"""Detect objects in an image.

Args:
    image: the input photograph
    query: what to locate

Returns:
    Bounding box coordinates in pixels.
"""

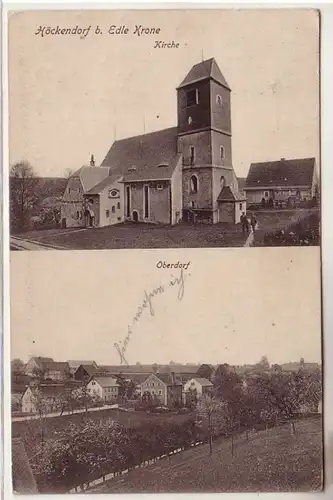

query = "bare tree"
[10,161,38,232]
[196,394,227,455]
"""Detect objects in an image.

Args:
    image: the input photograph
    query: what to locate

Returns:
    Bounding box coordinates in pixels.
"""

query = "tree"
[197,364,213,380]
[116,375,136,401]
[32,365,47,381]
[213,364,243,419]
[258,356,270,370]
[10,161,38,232]
[196,394,227,455]
[11,358,25,380]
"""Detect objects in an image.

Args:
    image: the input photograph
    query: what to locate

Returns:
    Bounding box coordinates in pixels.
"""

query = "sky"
[11,247,322,366]
[8,9,320,178]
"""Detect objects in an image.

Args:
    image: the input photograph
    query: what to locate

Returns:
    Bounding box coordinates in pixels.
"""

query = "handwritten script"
[114,268,189,365]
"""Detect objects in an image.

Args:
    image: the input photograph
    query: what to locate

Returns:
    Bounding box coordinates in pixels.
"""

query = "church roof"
[101,127,180,182]
[217,186,246,202]
[85,174,122,195]
[245,158,316,189]
[177,58,231,90]
[71,166,111,192]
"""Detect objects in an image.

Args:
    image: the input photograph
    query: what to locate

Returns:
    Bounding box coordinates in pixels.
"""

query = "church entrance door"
[132,210,139,222]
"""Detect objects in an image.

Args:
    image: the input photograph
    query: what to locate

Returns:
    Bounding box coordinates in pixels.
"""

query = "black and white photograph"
[7,8,323,496]
[9,9,320,250]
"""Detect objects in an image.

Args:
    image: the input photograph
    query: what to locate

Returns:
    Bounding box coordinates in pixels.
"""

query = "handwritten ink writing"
[169,267,187,301]
[114,269,190,364]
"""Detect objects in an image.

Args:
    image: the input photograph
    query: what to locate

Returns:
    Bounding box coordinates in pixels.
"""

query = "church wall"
[177,80,211,134]
[177,130,212,166]
[171,158,183,225]
[128,181,171,224]
[210,81,232,133]
[98,182,124,227]
[149,183,171,224]
[210,129,232,167]
[218,202,235,223]
[182,167,213,209]
[61,177,85,228]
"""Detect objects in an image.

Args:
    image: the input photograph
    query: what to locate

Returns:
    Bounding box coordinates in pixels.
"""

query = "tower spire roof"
[177,57,230,91]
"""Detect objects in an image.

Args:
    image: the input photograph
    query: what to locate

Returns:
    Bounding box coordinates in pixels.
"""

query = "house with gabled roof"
[183,377,213,405]
[60,155,112,228]
[86,376,120,403]
[67,360,97,375]
[141,373,183,407]
[244,157,318,207]
[25,357,69,381]
[61,57,245,227]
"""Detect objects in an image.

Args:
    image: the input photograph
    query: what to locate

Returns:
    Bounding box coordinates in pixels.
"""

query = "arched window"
[220,176,225,188]
[190,175,198,194]
[220,146,225,160]
[216,95,222,106]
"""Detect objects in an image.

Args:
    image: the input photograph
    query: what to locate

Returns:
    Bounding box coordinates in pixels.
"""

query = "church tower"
[177,58,243,223]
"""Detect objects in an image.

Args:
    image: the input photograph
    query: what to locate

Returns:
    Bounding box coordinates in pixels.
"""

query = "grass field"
[14,222,247,249]
[12,407,194,441]
[92,417,323,493]
[13,210,318,250]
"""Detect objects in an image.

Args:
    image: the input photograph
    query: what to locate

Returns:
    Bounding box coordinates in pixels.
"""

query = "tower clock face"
[188,116,192,125]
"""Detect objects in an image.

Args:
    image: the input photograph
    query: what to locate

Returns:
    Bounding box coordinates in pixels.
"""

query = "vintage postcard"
[8,8,322,495]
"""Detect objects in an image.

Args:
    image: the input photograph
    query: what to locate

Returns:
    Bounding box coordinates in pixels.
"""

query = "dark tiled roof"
[177,58,230,90]
[42,361,70,373]
[237,177,246,191]
[79,364,98,376]
[101,127,179,182]
[67,360,97,369]
[245,158,316,189]
[217,186,246,202]
[12,439,38,493]
[154,373,183,386]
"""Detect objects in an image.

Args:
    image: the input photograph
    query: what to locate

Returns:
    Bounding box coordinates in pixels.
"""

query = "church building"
[61,58,245,228]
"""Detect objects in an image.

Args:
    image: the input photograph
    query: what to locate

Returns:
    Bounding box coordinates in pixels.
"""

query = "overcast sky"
[11,248,322,366]
[9,9,320,178]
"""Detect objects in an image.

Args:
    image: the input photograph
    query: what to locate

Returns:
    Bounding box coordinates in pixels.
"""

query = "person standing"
[250,213,258,233]
[240,212,249,234]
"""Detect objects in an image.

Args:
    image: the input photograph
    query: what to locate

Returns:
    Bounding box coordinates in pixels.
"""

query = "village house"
[21,383,65,413]
[25,357,70,381]
[86,377,120,403]
[141,373,183,407]
[61,57,245,227]
[183,377,213,405]
[74,363,99,381]
[67,360,98,377]
[60,156,112,228]
[244,157,318,208]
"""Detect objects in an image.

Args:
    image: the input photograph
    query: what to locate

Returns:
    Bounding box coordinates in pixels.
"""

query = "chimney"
[170,371,176,385]
[90,154,95,167]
